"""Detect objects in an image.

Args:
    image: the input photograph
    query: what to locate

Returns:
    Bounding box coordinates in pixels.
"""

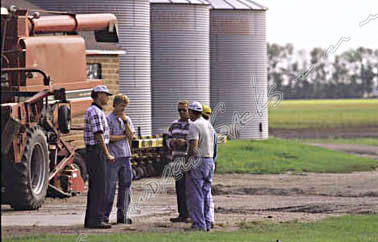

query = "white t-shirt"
[187,117,215,158]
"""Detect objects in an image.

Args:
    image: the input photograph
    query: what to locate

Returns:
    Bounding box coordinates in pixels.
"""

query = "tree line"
[267,43,378,99]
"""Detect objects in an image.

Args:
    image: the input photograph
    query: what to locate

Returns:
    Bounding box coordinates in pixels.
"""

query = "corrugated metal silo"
[29,0,152,136]
[207,0,269,139]
[150,0,210,134]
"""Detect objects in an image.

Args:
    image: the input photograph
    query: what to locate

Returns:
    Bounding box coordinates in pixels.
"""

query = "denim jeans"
[104,157,132,220]
[186,158,214,230]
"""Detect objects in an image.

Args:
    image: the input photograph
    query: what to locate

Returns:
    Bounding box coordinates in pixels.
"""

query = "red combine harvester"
[1,6,119,210]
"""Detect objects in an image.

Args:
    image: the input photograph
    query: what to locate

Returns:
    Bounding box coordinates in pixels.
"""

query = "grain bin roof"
[205,0,267,10]
[150,0,208,4]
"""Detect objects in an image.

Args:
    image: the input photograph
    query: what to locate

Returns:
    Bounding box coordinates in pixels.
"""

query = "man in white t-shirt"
[185,101,215,231]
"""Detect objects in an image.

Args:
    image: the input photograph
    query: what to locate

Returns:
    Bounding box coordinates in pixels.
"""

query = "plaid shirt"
[84,103,110,146]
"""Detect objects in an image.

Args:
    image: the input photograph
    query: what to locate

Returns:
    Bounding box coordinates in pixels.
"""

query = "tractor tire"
[132,168,137,181]
[58,105,71,134]
[73,152,88,183]
[8,126,49,210]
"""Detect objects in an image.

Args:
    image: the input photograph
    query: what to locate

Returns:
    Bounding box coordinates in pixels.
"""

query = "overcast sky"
[258,0,378,53]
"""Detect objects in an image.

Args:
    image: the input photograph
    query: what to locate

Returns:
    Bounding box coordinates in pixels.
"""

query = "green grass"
[216,138,377,174]
[269,99,378,129]
[302,138,378,146]
[5,215,378,242]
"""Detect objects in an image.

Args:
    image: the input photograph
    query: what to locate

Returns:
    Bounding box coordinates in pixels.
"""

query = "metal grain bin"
[207,0,268,139]
[29,0,152,136]
[150,0,210,134]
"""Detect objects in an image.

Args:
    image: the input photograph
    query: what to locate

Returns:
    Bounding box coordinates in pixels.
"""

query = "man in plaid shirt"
[84,85,115,229]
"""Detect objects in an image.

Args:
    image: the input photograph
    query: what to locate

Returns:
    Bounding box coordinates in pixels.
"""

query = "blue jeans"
[104,157,133,220]
[186,158,214,231]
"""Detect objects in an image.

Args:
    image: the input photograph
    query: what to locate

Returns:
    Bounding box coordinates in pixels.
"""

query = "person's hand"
[107,154,115,163]
[175,138,186,147]
[120,113,127,122]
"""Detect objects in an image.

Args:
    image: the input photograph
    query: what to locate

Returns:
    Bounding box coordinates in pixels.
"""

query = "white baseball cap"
[93,85,112,96]
[188,101,203,112]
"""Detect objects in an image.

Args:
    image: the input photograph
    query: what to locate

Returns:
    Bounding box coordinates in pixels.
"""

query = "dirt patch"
[2,139,378,238]
[2,169,378,238]
[308,143,378,157]
[212,184,378,197]
[264,203,377,215]
[212,184,307,196]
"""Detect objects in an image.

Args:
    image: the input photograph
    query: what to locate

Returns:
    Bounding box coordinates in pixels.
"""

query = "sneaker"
[170,216,191,223]
[117,218,132,224]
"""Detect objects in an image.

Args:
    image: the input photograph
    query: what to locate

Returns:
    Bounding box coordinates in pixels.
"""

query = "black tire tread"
[73,152,88,183]
[7,126,49,210]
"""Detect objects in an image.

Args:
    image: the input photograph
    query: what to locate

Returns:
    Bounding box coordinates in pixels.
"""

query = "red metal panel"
[31,14,117,33]
[21,36,87,87]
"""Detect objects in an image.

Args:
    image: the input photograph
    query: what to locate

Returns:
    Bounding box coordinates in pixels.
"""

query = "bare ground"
[2,128,378,238]
[2,168,378,238]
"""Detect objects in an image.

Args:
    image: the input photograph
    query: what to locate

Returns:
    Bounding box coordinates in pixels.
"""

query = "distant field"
[269,99,378,129]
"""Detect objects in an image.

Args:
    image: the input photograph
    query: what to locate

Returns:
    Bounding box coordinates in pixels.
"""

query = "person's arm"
[187,139,199,157]
[175,136,187,148]
[109,134,127,142]
[213,132,218,173]
[95,132,115,162]
[213,132,218,162]
[167,124,176,149]
[92,113,114,162]
[187,123,199,157]
[124,121,134,141]
[120,114,134,141]
[107,115,125,143]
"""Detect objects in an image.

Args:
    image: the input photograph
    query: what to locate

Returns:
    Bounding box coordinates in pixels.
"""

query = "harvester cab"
[1,6,119,210]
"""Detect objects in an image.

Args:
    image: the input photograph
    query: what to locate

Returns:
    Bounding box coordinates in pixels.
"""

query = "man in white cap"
[84,85,115,229]
[186,101,215,231]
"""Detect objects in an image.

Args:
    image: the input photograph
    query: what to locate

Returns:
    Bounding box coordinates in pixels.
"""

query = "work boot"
[170,216,191,223]
[85,221,112,229]
[117,217,132,224]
